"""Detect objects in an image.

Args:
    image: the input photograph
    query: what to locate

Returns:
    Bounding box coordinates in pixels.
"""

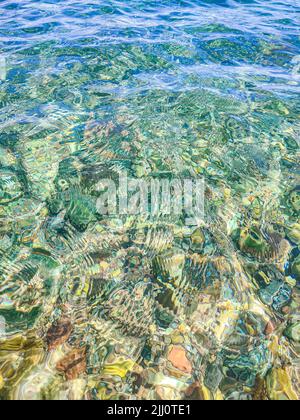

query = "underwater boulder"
[66,195,97,232]
[291,255,300,281]
[284,322,300,343]
[259,280,292,313]
[290,187,300,214]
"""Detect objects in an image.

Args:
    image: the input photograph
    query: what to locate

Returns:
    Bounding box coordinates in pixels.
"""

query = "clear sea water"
[0,0,299,400]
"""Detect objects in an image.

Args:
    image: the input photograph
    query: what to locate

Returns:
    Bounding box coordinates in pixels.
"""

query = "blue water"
[1,1,299,91]
[0,0,300,401]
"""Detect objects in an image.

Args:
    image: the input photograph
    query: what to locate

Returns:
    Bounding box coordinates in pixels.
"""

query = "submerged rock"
[204,363,223,393]
[259,281,292,313]
[284,322,300,343]
[46,318,73,351]
[167,346,192,374]
[56,347,87,381]
[287,223,300,245]
[291,255,300,280]
[66,195,97,232]
[239,227,268,256]
[290,187,300,213]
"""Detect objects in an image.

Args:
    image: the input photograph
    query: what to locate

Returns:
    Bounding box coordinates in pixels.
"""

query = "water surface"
[0,0,299,400]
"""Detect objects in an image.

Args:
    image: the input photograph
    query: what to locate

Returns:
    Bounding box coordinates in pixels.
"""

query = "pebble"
[167,346,192,374]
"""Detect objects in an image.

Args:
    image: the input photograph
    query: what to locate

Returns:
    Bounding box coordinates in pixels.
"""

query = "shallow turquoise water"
[0,0,299,400]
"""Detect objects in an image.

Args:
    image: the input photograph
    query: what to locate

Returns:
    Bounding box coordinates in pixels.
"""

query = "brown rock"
[56,347,87,381]
[282,306,291,315]
[185,381,205,400]
[46,318,72,350]
[168,345,192,374]
[264,320,275,336]
[253,376,268,401]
